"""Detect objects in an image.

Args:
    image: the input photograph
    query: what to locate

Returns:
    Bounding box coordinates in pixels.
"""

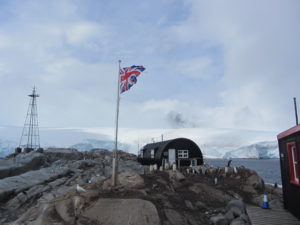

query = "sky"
[0,0,299,134]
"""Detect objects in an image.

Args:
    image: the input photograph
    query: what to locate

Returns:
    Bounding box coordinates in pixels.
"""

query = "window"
[178,150,189,159]
[151,149,155,158]
[139,150,143,158]
[287,142,300,186]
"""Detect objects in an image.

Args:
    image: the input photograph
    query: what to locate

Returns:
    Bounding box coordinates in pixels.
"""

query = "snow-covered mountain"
[0,126,280,158]
[223,141,279,159]
[70,139,129,152]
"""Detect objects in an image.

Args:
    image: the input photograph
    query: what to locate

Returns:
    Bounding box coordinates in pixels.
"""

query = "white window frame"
[178,150,189,159]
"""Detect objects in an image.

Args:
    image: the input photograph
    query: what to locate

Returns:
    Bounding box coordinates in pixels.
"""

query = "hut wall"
[138,138,203,167]
[278,132,300,219]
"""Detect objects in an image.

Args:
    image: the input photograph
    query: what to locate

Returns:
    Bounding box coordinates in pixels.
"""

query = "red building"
[277,125,300,219]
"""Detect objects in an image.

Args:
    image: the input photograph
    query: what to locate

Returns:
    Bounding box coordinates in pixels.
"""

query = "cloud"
[160,0,300,131]
[142,99,179,112]
[0,0,299,134]
[174,57,216,79]
[65,22,110,47]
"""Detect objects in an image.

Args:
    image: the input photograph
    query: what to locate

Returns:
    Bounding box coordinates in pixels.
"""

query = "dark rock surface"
[0,150,283,225]
[0,148,143,224]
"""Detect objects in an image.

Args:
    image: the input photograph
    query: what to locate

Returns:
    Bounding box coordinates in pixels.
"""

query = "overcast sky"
[0,0,299,133]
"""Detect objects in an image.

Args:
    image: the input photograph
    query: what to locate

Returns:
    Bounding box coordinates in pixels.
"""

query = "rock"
[14,202,63,225]
[252,194,264,206]
[81,198,160,225]
[184,212,199,225]
[230,217,246,225]
[243,174,264,194]
[227,190,242,200]
[164,209,188,225]
[226,200,246,216]
[239,213,250,223]
[15,198,160,225]
[6,192,28,209]
[210,213,229,225]
[224,209,235,221]
[269,199,283,209]
[118,171,144,189]
[0,148,145,224]
[229,207,243,218]
[54,198,75,224]
[184,200,194,210]
[168,170,185,182]
[0,153,45,179]
[0,166,71,202]
[189,183,231,204]
[195,201,207,209]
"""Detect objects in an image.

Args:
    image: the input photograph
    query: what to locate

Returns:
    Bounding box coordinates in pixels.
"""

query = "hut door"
[168,149,176,165]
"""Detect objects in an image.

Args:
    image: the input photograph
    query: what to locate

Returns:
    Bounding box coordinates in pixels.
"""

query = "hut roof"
[277,125,300,140]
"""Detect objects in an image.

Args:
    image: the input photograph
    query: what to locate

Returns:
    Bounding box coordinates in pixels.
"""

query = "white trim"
[178,150,189,159]
[291,146,299,182]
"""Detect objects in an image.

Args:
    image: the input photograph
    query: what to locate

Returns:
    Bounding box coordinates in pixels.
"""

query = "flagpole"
[112,59,121,186]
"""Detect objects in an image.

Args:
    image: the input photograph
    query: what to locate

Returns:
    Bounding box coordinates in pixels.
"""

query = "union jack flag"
[119,65,145,93]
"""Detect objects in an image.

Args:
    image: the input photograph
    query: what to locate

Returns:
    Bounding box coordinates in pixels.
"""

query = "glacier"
[0,126,279,159]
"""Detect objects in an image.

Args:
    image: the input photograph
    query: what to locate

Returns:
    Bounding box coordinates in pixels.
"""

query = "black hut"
[277,125,300,219]
[138,138,203,168]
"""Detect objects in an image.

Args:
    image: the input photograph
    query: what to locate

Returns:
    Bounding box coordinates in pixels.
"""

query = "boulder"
[184,200,194,210]
[239,213,250,223]
[224,209,235,221]
[189,183,231,204]
[13,202,63,225]
[210,213,229,225]
[0,166,70,202]
[243,173,264,194]
[54,198,75,224]
[226,200,246,216]
[168,170,185,182]
[195,201,207,209]
[118,171,144,189]
[164,209,188,225]
[230,218,247,225]
[80,198,160,225]
[269,199,283,209]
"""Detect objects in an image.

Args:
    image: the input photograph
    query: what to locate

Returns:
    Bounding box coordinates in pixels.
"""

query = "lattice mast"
[19,87,40,150]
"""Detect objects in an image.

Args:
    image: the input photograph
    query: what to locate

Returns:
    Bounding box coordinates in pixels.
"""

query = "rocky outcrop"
[1,150,283,225]
[14,197,160,225]
[10,167,271,225]
[0,149,83,179]
[0,166,71,202]
[0,149,143,224]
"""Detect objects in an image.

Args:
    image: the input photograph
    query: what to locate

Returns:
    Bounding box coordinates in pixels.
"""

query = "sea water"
[205,158,281,185]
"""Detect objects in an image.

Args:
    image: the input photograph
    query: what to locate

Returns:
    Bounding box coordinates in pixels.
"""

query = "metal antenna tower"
[19,87,40,150]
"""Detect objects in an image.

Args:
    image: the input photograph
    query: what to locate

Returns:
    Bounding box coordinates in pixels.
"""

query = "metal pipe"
[294,97,298,126]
